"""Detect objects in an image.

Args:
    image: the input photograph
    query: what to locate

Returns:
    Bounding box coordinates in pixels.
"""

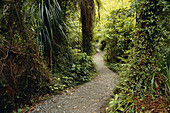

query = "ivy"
[105,0,170,112]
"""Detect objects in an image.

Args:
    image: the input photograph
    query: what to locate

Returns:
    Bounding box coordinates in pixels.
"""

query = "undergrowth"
[102,0,170,112]
[0,0,96,112]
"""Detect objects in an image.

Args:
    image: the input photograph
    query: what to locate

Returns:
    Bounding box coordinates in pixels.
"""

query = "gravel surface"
[28,51,118,113]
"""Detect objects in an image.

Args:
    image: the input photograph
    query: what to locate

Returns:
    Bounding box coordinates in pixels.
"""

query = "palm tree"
[35,0,73,70]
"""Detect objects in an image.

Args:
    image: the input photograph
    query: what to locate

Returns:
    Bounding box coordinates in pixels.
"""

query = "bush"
[107,0,170,112]
[62,53,95,86]
[0,40,51,112]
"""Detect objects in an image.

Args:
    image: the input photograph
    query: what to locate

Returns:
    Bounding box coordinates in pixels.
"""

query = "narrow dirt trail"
[29,51,118,113]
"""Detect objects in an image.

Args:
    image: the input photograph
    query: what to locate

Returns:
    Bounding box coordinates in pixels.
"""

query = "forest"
[0,0,169,112]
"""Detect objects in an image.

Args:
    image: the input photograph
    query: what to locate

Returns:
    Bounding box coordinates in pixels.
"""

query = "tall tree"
[79,0,95,55]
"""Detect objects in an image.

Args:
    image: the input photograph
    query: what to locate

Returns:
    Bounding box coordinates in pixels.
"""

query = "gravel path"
[29,51,118,113]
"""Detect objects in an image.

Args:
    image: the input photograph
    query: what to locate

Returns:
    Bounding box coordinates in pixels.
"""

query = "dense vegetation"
[0,0,97,112]
[99,0,170,112]
[0,0,169,112]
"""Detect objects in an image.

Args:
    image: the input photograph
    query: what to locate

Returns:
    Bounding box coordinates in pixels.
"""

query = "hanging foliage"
[106,0,170,112]
[35,0,73,71]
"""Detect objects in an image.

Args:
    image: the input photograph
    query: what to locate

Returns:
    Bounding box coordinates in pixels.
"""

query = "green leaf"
[115,94,119,101]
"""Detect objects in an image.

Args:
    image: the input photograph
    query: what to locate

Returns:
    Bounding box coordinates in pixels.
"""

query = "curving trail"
[29,51,118,113]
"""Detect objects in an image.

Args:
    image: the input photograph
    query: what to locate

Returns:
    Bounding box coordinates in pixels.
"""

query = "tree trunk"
[80,0,95,55]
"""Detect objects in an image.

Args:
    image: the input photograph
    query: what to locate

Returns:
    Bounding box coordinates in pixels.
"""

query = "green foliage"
[65,5,82,51]
[35,0,73,70]
[102,7,135,64]
[99,40,106,51]
[0,0,54,112]
[62,53,95,86]
[162,66,170,92]
[0,0,96,112]
[106,0,170,112]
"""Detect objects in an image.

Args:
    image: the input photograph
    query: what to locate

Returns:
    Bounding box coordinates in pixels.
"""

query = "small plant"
[62,53,95,86]
[161,66,170,92]
[166,66,170,91]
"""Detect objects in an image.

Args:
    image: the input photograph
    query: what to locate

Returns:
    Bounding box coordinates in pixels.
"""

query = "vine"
[106,0,170,112]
